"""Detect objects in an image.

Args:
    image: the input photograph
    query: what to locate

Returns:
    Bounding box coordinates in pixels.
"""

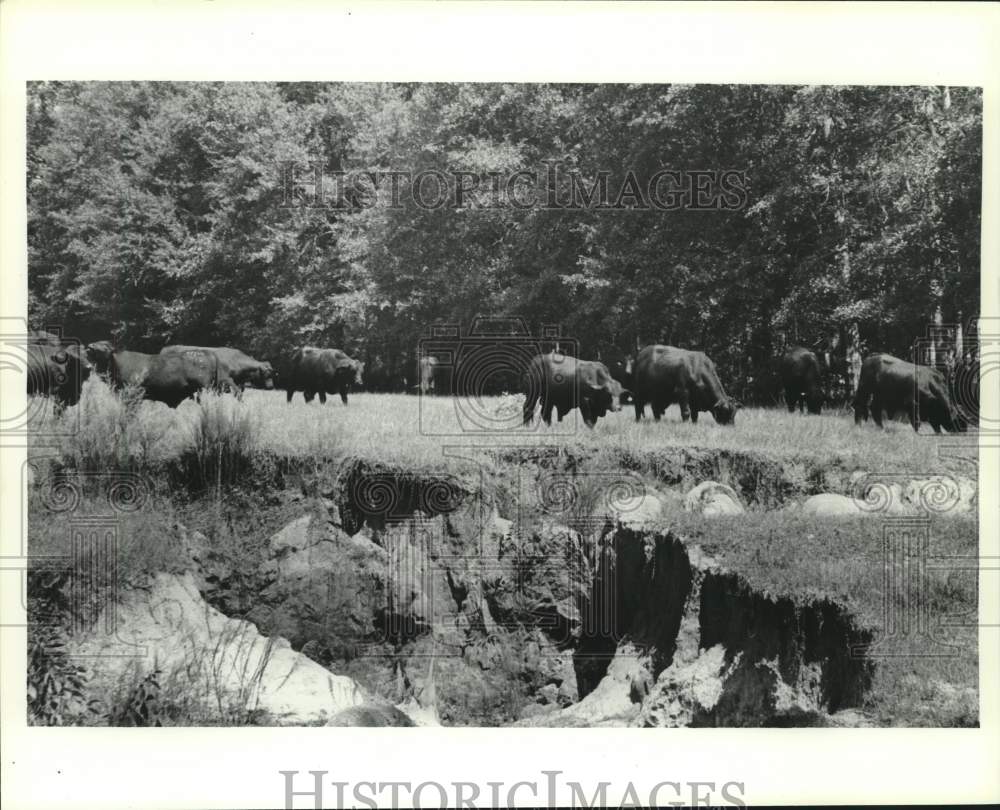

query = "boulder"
[612,485,676,528]
[73,572,366,724]
[801,493,866,518]
[904,476,977,517]
[684,481,744,517]
[851,481,913,515]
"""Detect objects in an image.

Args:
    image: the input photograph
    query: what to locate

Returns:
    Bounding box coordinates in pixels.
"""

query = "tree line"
[27,82,981,400]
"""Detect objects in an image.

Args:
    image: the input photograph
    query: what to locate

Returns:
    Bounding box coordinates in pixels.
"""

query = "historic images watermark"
[279,162,750,212]
[280,770,747,809]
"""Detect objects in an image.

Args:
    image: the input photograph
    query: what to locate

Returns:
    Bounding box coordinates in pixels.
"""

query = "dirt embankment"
[178,449,887,727]
[35,445,976,727]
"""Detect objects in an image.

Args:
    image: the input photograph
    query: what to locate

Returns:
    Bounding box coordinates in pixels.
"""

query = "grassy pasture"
[28,381,975,481]
[252,389,977,477]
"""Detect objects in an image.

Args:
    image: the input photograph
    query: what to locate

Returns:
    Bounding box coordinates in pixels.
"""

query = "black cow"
[779,346,824,415]
[596,346,634,405]
[284,346,364,405]
[853,353,963,433]
[86,341,231,408]
[633,345,740,425]
[521,352,624,428]
[26,342,91,406]
[161,345,274,391]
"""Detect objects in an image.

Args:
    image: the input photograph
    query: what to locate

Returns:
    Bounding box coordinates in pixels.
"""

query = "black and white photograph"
[2,2,998,809]
[18,77,983,727]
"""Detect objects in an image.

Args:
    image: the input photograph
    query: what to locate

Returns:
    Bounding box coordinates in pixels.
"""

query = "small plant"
[112,668,165,727]
[58,378,182,474]
[178,391,263,494]
[27,622,103,726]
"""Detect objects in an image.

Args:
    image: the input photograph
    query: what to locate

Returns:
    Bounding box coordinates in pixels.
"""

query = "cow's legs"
[870,395,884,428]
[318,391,327,404]
[304,389,315,403]
[579,402,595,428]
[340,390,348,405]
[634,399,645,422]
[690,409,699,424]
[541,399,554,426]
[853,391,869,425]
[678,392,691,422]
[785,388,798,413]
[523,391,538,425]
[286,389,295,404]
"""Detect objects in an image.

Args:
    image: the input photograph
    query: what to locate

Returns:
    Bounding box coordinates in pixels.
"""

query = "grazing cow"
[26,342,91,406]
[521,352,624,428]
[853,353,963,433]
[86,341,231,408]
[284,346,364,405]
[595,345,635,405]
[779,346,824,415]
[632,345,740,425]
[418,355,439,395]
[161,345,274,391]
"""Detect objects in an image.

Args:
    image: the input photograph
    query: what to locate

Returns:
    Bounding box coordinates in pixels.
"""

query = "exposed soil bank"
[29,443,976,727]
[186,453,882,726]
[570,526,874,726]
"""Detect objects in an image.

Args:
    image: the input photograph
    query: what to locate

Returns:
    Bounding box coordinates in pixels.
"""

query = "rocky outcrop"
[684,481,744,517]
[72,571,366,724]
[168,464,961,727]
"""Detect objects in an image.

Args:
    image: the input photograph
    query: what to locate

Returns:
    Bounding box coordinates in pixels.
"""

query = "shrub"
[176,391,267,495]
[56,378,191,474]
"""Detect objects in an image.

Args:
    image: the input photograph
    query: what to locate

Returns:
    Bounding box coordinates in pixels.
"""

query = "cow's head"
[712,397,741,426]
[607,379,627,413]
[85,341,115,374]
[261,361,276,389]
[248,360,275,390]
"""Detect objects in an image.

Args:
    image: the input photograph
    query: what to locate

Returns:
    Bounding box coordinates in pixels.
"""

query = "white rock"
[74,572,366,725]
[613,485,672,528]
[684,481,744,517]
[801,493,865,518]
[905,476,977,517]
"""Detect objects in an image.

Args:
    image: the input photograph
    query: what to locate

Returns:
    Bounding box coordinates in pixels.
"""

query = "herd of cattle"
[25,328,975,434]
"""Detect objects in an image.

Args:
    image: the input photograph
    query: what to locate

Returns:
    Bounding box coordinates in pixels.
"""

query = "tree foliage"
[27,82,981,391]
